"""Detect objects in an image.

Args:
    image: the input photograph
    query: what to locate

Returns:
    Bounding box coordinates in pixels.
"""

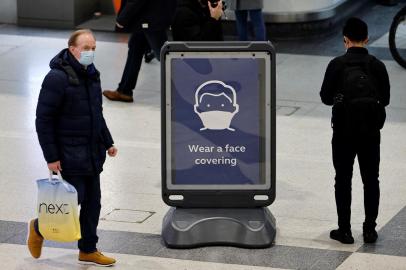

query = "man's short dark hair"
[342,17,368,42]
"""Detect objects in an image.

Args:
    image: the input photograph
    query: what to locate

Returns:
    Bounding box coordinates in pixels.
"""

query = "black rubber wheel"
[389,6,406,69]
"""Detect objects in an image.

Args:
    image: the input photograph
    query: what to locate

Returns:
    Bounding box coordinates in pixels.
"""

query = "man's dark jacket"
[36,49,114,175]
[116,0,177,32]
[172,0,223,41]
[320,47,390,130]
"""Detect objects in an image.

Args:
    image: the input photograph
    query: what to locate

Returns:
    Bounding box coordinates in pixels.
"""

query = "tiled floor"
[0,2,405,269]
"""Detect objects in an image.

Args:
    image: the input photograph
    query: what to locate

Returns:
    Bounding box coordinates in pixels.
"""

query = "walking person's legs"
[117,32,148,96]
[103,31,148,102]
[144,29,168,62]
[64,174,115,266]
[144,42,155,63]
[74,175,101,253]
[234,10,249,41]
[248,9,266,41]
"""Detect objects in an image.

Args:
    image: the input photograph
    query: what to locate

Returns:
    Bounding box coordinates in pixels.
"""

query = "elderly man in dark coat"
[28,29,117,267]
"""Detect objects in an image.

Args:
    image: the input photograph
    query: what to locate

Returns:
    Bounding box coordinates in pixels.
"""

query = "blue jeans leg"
[249,9,266,41]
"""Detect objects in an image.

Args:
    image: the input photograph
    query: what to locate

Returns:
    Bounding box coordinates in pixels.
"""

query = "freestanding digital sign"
[161,42,276,247]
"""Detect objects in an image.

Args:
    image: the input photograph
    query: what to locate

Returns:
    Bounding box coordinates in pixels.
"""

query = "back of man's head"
[342,17,368,42]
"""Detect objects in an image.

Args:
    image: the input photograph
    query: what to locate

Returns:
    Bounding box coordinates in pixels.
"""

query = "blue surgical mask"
[79,50,95,66]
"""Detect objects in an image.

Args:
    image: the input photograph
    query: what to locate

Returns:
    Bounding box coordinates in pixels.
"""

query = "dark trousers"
[332,131,381,232]
[234,9,266,41]
[117,29,168,96]
[35,174,101,253]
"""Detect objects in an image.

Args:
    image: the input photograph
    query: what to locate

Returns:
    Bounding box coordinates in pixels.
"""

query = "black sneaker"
[144,51,155,63]
[363,229,378,243]
[330,229,354,244]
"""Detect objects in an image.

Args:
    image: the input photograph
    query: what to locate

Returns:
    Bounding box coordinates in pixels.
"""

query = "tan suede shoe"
[79,250,116,267]
[27,219,44,259]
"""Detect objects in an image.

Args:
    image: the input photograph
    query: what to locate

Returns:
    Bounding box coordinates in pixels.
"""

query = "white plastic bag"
[37,171,81,242]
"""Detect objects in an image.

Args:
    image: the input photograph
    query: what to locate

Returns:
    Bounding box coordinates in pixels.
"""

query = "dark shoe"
[102,90,133,103]
[330,229,354,244]
[363,229,378,243]
[144,51,155,63]
[27,219,44,258]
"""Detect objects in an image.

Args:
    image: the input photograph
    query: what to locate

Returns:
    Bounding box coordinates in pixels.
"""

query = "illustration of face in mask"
[194,80,239,131]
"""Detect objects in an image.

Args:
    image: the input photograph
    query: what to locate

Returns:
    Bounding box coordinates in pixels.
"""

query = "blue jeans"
[117,29,167,96]
[234,9,266,41]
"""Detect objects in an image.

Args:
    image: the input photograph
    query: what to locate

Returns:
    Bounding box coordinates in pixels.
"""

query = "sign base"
[162,207,276,248]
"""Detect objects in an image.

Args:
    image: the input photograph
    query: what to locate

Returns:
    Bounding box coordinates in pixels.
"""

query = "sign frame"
[161,42,276,208]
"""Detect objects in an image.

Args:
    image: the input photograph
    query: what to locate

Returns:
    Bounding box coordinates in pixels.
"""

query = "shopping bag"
[37,171,81,242]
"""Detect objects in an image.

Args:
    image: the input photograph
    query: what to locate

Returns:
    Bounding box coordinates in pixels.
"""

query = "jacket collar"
[346,47,369,54]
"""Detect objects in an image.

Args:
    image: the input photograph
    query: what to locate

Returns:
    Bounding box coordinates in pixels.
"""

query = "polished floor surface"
[0,2,405,269]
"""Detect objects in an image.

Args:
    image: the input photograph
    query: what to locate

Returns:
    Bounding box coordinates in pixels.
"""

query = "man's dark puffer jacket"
[36,49,114,175]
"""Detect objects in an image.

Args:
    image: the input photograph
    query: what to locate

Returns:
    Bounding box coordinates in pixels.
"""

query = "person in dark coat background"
[28,29,118,266]
[103,0,177,102]
[320,18,390,245]
[113,0,155,63]
[172,0,224,41]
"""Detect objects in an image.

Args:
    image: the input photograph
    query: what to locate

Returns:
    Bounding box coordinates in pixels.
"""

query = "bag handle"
[47,170,76,193]
[48,170,62,182]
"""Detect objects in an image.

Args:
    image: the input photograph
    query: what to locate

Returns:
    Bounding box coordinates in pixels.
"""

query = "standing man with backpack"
[320,17,390,244]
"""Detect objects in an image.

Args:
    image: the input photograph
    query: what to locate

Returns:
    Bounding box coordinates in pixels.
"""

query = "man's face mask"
[79,50,95,66]
[194,82,239,131]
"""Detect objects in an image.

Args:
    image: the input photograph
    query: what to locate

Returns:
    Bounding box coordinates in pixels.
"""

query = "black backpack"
[332,55,386,133]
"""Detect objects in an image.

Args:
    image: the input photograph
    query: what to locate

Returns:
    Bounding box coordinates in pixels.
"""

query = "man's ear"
[364,38,369,45]
[68,46,75,55]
